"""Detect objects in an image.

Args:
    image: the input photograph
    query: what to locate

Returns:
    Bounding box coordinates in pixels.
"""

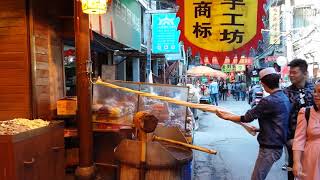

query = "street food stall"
[57,79,216,179]
[92,80,194,141]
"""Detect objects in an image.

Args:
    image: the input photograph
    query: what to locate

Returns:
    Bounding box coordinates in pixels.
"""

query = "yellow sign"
[184,0,257,51]
[177,0,266,65]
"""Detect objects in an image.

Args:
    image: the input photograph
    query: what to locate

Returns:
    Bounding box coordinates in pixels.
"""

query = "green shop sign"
[222,64,246,72]
[152,13,180,54]
[221,64,236,73]
[90,0,141,51]
[236,65,246,72]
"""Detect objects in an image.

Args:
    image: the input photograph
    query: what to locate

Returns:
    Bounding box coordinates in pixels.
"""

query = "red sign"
[265,56,278,62]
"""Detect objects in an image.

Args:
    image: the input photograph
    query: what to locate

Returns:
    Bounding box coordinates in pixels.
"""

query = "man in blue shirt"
[217,68,291,180]
[209,78,219,106]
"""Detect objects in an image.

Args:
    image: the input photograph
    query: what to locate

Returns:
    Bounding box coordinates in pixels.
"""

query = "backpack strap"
[305,107,311,125]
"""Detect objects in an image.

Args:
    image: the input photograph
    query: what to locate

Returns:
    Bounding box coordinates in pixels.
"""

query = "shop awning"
[63,31,129,53]
[92,31,128,52]
[113,50,165,59]
[64,31,165,59]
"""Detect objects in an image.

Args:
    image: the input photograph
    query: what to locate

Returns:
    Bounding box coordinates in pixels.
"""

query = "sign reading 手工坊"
[177,0,266,65]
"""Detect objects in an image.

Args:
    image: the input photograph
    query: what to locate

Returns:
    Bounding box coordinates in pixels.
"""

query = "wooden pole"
[153,135,217,155]
[140,131,147,180]
[74,0,94,179]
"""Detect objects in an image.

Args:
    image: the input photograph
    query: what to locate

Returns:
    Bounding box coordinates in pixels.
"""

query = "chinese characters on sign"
[222,64,236,73]
[113,0,141,32]
[177,0,265,64]
[221,0,245,10]
[191,0,247,43]
[269,6,280,44]
[221,64,245,73]
[192,1,213,38]
[194,1,212,18]
[220,29,244,43]
[193,22,212,38]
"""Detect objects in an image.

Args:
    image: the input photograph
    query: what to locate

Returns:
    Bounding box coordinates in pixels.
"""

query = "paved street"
[192,99,287,180]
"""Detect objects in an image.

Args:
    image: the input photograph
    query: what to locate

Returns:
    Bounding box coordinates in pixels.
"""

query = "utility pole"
[285,0,294,63]
[144,4,178,83]
[146,0,152,82]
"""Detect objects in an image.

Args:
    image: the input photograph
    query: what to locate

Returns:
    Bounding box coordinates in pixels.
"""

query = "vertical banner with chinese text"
[269,6,281,44]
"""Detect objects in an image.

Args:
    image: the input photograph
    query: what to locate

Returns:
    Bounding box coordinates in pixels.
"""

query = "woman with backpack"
[292,80,320,180]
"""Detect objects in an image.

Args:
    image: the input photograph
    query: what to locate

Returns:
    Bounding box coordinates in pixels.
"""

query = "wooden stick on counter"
[153,135,217,155]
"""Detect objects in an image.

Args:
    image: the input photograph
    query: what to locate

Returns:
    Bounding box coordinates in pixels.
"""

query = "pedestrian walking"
[217,68,291,180]
[227,82,232,97]
[200,84,206,96]
[292,80,320,180]
[231,82,236,99]
[224,81,228,100]
[209,79,219,106]
[220,81,228,101]
[219,81,224,100]
[235,81,241,101]
[240,81,247,101]
[283,59,314,180]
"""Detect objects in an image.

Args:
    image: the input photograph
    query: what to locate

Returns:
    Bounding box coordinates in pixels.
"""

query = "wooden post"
[74,0,94,179]
[139,131,147,180]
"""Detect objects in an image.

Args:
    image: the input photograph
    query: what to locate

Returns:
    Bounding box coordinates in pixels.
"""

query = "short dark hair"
[288,59,308,73]
[261,74,280,89]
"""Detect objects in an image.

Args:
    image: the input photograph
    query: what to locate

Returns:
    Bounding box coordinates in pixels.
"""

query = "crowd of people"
[198,79,249,105]
[216,59,319,180]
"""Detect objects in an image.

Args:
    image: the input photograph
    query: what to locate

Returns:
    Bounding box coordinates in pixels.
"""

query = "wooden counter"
[0,121,64,180]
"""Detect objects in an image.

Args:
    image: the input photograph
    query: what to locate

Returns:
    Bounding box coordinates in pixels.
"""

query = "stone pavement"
[192,99,287,180]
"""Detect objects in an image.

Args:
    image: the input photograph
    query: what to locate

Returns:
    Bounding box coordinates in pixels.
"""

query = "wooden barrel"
[119,164,181,180]
[115,126,193,180]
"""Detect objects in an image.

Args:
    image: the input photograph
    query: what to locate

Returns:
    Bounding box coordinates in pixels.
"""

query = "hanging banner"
[177,0,266,65]
[269,6,281,44]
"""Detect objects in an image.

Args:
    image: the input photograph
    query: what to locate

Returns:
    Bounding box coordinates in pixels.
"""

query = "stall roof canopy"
[92,31,128,51]
[64,31,165,59]
[114,50,165,59]
[63,31,129,53]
